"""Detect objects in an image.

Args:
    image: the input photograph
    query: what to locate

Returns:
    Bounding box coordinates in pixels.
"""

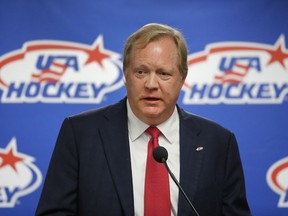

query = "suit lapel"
[178,107,204,215]
[98,99,134,216]
[97,101,205,215]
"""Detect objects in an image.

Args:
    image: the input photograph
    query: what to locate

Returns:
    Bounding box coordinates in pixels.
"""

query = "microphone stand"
[162,159,200,216]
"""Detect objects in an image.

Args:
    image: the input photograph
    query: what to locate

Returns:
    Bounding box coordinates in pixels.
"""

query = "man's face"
[124,37,186,125]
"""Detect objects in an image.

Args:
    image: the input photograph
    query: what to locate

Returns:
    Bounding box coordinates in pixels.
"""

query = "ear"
[181,72,187,83]
[122,69,128,86]
[123,69,128,79]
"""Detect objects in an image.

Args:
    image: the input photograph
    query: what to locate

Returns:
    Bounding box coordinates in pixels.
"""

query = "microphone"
[153,146,200,216]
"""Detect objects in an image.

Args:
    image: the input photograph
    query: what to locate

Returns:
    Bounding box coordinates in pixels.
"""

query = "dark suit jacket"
[36,98,251,216]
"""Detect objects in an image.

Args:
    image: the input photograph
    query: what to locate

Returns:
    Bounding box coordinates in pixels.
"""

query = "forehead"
[132,38,178,63]
[134,36,176,51]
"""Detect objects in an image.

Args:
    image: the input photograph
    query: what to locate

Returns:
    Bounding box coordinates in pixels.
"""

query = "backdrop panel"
[1,0,288,215]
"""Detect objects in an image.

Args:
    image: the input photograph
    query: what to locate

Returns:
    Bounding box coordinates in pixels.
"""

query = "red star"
[85,43,111,67]
[0,142,24,172]
[267,38,288,69]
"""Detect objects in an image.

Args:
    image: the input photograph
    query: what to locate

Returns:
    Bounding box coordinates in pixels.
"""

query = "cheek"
[126,77,141,94]
[162,82,183,100]
[163,80,182,92]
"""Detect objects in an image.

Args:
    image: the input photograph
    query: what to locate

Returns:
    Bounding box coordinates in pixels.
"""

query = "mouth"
[143,96,161,102]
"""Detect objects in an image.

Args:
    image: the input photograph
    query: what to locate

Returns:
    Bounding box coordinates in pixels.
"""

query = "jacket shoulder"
[178,106,231,135]
[69,99,126,122]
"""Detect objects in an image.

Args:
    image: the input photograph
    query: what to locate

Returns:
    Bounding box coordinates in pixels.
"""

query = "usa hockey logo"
[183,35,288,104]
[0,35,123,103]
[266,157,288,207]
[0,137,42,207]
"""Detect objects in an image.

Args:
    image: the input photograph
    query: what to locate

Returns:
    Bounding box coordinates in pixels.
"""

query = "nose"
[145,72,159,89]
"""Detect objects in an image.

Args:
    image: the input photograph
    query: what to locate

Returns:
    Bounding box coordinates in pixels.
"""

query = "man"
[36,23,251,215]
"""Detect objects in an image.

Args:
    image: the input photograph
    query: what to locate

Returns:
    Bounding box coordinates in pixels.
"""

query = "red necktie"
[144,127,171,216]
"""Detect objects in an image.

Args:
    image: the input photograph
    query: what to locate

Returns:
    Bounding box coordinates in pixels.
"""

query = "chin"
[141,108,162,117]
[144,112,165,124]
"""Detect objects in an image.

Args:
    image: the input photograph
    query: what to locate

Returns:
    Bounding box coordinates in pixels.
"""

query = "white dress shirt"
[127,101,180,216]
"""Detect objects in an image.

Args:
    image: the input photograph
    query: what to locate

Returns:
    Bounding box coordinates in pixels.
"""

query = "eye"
[158,71,171,80]
[134,69,147,78]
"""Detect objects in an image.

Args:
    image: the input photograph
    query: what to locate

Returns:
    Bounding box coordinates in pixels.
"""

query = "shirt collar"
[157,108,179,144]
[127,100,179,144]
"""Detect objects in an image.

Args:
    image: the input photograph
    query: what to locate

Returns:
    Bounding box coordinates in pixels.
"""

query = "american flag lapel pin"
[195,146,204,152]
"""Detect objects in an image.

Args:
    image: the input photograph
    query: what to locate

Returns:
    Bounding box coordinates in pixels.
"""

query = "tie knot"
[146,127,161,139]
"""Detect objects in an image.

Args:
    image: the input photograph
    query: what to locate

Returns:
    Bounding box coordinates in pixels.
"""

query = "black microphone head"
[153,146,168,163]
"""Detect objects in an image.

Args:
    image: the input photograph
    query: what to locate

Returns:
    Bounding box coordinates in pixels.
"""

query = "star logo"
[267,156,288,207]
[0,35,124,104]
[0,137,32,173]
[84,35,115,67]
[0,137,42,208]
[267,35,288,69]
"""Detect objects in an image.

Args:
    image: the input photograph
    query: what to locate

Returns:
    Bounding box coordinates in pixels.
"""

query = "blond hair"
[123,23,188,77]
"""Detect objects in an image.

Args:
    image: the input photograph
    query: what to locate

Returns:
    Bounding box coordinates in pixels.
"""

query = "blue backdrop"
[1,0,288,215]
